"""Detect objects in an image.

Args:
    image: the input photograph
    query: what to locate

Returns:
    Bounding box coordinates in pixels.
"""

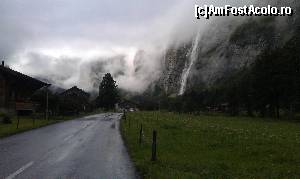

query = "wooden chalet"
[60,86,90,114]
[0,61,49,114]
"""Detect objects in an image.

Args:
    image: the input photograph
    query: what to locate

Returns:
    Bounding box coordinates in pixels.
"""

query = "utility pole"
[46,90,49,120]
[45,84,50,120]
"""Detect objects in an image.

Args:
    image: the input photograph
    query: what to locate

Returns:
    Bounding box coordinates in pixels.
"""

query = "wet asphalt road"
[0,113,137,179]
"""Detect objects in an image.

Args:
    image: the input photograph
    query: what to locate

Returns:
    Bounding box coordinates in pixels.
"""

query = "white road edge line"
[5,161,34,179]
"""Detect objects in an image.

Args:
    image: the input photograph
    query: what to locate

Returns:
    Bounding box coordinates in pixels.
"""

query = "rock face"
[155,0,300,96]
[160,43,192,95]
[190,17,289,86]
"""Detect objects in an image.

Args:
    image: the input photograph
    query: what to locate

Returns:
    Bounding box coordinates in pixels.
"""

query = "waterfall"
[178,32,201,95]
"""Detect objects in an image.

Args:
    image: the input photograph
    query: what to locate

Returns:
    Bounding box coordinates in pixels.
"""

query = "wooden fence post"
[123,110,126,121]
[151,130,157,161]
[128,115,131,128]
[32,114,36,126]
[16,113,20,129]
[139,124,143,146]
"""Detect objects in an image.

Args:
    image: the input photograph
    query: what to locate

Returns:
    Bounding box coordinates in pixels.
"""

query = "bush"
[1,113,12,124]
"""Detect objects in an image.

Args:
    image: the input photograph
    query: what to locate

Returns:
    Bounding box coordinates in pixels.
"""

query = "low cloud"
[1,0,266,92]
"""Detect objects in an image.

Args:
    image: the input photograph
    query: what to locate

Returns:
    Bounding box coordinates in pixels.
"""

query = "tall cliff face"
[155,0,300,96]
[160,43,192,94]
[189,17,290,86]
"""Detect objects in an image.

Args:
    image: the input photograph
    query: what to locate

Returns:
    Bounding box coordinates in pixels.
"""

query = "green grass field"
[121,111,300,178]
[0,115,75,138]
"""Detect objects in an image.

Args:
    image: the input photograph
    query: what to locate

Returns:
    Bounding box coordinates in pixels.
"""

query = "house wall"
[0,74,7,112]
[0,74,16,113]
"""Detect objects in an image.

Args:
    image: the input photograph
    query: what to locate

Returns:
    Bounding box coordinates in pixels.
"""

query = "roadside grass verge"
[0,115,83,138]
[121,111,300,178]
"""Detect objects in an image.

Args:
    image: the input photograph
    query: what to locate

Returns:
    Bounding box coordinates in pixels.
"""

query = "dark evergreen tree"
[97,73,119,109]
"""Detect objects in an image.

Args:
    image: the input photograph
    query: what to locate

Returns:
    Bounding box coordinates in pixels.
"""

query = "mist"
[0,0,283,93]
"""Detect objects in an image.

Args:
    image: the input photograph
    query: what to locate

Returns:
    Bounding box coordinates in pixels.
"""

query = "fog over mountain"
[0,0,298,93]
[158,0,299,95]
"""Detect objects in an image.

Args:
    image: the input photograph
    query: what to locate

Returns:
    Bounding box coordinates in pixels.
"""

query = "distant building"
[117,99,138,112]
[0,61,49,114]
[60,86,90,114]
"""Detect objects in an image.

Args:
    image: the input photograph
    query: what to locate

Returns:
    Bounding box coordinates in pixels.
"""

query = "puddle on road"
[80,113,119,121]
[101,117,114,122]
[82,117,100,121]
[111,122,116,129]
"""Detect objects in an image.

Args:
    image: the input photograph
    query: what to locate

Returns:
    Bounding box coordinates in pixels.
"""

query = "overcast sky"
[0,0,193,90]
[0,0,260,92]
[0,0,184,56]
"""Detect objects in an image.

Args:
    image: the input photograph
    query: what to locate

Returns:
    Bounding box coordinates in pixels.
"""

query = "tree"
[31,88,60,115]
[250,39,300,119]
[97,73,119,109]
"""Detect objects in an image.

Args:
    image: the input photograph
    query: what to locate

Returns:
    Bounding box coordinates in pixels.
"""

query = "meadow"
[121,111,300,178]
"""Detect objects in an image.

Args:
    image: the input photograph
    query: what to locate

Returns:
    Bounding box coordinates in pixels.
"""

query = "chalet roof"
[60,86,89,97]
[0,65,49,90]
